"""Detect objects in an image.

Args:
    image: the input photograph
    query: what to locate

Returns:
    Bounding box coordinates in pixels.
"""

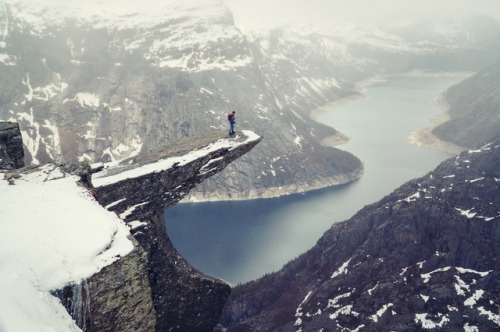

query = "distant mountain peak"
[7,0,231,30]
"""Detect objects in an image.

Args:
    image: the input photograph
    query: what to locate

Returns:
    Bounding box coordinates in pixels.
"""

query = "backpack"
[227,114,232,121]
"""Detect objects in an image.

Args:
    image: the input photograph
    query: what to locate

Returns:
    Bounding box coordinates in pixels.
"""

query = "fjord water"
[164,75,465,285]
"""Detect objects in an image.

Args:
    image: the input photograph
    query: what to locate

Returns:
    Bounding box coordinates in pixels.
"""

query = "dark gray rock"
[54,241,156,332]
[0,122,24,169]
[220,137,500,331]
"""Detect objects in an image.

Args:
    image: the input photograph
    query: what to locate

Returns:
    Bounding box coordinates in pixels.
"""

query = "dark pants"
[229,122,235,134]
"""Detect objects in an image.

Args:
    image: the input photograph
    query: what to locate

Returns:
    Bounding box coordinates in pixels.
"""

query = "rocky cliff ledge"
[55,130,261,331]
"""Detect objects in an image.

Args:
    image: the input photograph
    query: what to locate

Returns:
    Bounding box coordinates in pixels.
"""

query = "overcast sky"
[224,0,500,29]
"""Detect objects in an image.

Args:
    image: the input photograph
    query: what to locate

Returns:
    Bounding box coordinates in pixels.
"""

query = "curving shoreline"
[182,167,364,202]
[184,72,470,203]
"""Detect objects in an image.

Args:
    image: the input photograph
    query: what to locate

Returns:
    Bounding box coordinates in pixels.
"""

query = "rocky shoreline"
[182,166,364,202]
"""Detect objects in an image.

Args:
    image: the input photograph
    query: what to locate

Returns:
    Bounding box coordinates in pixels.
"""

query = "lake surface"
[164,75,465,285]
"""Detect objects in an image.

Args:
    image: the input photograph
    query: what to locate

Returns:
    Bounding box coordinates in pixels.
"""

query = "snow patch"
[199,157,223,175]
[128,220,148,230]
[414,313,450,329]
[477,306,500,325]
[398,191,420,203]
[421,266,451,283]
[454,275,470,296]
[367,282,379,295]
[331,258,352,278]
[329,305,356,320]
[64,92,100,108]
[455,267,492,277]
[119,201,149,219]
[464,290,484,307]
[455,207,476,219]
[105,198,127,209]
[326,291,353,309]
[464,323,479,332]
[370,303,393,323]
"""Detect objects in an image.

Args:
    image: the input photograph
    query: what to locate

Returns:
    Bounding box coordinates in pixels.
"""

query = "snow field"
[0,164,134,331]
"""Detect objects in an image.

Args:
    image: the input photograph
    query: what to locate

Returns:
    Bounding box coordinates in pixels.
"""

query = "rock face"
[0,121,24,169]
[54,241,156,332]
[54,130,261,332]
[220,137,500,331]
[432,60,500,149]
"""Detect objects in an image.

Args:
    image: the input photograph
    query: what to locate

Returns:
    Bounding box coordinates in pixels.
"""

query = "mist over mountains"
[1,0,500,200]
[1,1,500,331]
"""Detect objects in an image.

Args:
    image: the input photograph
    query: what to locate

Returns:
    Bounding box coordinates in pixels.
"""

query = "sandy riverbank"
[409,92,467,155]
[312,72,472,154]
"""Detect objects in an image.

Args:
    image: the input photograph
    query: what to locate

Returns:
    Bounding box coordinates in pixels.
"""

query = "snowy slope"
[7,0,227,30]
[0,130,262,331]
[0,164,134,331]
[6,0,249,73]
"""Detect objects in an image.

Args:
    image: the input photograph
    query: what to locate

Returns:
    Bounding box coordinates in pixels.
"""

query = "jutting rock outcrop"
[54,130,261,331]
[220,136,499,331]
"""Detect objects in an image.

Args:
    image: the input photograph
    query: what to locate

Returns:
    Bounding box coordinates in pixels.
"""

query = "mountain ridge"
[2,1,499,200]
[219,137,500,331]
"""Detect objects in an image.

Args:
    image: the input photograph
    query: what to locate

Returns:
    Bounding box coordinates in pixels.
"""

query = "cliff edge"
[88,130,262,332]
[0,127,261,332]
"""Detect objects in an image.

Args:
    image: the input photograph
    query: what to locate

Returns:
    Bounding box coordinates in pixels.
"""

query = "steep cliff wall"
[55,130,261,331]
[220,137,499,331]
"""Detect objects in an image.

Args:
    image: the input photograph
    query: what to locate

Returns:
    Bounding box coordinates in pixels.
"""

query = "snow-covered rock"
[0,129,261,331]
[0,164,134,331]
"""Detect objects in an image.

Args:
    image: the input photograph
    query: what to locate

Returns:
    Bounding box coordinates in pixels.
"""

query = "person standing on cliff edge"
[228,111,236,135]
